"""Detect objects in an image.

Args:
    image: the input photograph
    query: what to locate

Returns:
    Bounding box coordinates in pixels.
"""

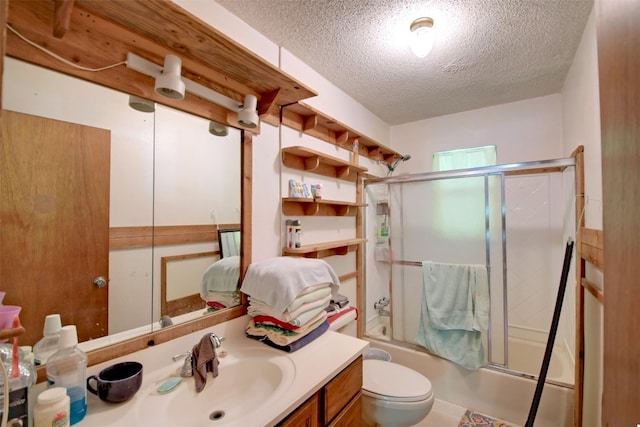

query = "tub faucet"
[172,333,225,377]
[374,297,390,316]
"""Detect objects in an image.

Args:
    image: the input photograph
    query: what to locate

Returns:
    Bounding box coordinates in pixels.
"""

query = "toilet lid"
[362,359,432,403]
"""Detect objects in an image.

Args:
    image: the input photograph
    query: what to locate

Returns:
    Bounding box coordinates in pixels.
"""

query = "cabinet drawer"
[324,356,363,423]
[328,392,362,427]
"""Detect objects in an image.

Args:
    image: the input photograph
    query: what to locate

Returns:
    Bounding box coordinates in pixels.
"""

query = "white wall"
[560,9,603,426]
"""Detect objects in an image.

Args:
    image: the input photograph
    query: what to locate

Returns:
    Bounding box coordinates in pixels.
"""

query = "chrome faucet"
[374,297,390,316]
[172,333,225,377]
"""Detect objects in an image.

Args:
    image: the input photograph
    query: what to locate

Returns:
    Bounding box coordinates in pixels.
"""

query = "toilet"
[362,358,434,427]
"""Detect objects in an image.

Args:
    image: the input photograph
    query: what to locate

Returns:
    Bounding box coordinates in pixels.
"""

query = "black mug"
[87,361,143,403]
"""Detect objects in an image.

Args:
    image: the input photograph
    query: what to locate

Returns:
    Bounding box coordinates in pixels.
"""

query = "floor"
[411,399,521,427]
[412,399,467,427]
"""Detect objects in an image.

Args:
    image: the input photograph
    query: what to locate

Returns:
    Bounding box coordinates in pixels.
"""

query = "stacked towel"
[241,257,339,352]
[325,293,358,326]
[201,256,241,311]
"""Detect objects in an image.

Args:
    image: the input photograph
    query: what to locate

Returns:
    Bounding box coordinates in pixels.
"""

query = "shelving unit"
[281,101,402,164]
[282,238,366,259]
[282,198,363,217]
[282,146,367,182]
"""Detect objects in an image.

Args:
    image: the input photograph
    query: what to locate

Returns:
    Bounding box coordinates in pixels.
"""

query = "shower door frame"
[363,156,576,380]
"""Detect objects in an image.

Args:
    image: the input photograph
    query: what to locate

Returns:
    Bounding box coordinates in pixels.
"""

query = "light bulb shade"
[128,95,155,113]
[237,94,259,128]
[209,120,229,137]
[155,54,185,99]
[410,17,435,58]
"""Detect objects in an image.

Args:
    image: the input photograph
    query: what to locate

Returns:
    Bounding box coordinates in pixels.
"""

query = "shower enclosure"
[364,157,576,386]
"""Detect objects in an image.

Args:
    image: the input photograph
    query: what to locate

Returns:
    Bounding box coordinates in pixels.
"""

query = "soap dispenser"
[46,325,87,425]
[33,314,62,366]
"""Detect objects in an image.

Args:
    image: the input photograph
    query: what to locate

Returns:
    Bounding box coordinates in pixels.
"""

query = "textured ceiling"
[216,0,593,126]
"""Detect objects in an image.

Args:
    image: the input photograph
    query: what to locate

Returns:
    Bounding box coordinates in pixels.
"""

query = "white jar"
[34,387,70,427]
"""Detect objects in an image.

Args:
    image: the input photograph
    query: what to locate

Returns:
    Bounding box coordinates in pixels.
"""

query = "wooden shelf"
[282,238,366,258]
[281,101,402,164]
[282,198,363,216]
[282,146,367,182]
[7,0,317,129]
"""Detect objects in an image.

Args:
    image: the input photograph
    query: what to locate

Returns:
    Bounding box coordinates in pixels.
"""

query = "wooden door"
[597,0,640,425]
[1,110,110,344]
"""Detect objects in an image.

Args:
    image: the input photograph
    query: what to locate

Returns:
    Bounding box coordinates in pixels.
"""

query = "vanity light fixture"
[128,95,155,113]
[409,17,436,58]
[125,52,260,128]
[154,54,186,99]
[209,120,229,137]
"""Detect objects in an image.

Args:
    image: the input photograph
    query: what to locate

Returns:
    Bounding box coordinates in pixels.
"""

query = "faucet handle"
[172,350,192,362]
[210,333,225,348]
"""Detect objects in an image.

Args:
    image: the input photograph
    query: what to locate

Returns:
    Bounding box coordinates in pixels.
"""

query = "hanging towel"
[240,257,340,314]
[415,261,490,370]
[191,334,220,392]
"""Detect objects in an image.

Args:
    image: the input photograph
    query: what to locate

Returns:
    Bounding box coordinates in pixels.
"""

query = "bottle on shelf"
[33,313,62,366]
[46,325,87,425]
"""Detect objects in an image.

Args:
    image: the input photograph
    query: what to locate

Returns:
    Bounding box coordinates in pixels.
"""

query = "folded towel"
[191,334,219,392]
[330,293,349,308]
[248,300,329,327]
[415,261,489,370]
[246,319,330,352]
[201,256,240,296]
[327,306,358,324]
[246,313,327,346]
[249,293,331,320]
[201,290,240,307]
[240,257,339,314]
[253,310,326,332]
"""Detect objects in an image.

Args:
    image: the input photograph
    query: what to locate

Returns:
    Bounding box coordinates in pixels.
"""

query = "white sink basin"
[133,346,295,426]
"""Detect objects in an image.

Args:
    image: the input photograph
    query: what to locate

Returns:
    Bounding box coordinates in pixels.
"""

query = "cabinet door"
[328,392,362,427]
[278,392,320,427]
[324,356,363,423]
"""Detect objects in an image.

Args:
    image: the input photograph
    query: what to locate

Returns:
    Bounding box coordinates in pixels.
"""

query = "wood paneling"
[597,0,640,424]
[323,356,362,424]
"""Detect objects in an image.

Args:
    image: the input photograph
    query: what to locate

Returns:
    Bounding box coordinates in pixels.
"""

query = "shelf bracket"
[53,0,75,38]
[336,131,349,144]
[304,156,321,171]
[336,165,350,180]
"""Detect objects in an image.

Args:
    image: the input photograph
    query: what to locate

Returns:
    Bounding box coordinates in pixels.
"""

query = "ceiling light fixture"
[128,95,155,113]
[125,52,260,128]
[409,17,435,58]
[209,120,229,137]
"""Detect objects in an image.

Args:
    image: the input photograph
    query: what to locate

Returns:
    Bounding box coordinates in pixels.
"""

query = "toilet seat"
[362,359,433,403]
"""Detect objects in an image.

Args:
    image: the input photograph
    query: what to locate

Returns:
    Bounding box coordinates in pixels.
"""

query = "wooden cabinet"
[277,356,363,427]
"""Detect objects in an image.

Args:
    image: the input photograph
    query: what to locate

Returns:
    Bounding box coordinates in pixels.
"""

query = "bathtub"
[507,336,574,385]
[365,336,574,427]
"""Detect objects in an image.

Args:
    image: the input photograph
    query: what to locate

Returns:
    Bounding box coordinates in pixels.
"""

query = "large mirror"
[0,57,242,350]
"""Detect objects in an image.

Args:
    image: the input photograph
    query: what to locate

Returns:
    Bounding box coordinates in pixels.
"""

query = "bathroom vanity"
[30,316,368,427]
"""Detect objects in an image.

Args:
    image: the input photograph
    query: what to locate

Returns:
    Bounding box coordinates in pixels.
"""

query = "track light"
[125,52,259,128]
[154,54,185,99]
[238,94,259,129]
[209,121,229,137]
[128,95,155,113]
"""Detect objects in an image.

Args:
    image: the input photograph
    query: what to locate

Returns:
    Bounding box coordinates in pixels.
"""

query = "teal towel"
[415,261,490,370]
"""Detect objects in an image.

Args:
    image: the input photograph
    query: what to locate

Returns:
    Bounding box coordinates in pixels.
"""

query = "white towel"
[200,256,240,296]
[240,257,340,314]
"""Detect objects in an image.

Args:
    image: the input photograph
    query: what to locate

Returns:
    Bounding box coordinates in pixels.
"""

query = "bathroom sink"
[132,346,296,426]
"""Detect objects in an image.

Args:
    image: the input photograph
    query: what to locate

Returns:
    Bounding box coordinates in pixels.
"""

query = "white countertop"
[50,315,367,427]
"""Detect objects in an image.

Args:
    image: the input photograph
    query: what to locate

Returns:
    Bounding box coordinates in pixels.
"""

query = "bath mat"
[457,409,515,427]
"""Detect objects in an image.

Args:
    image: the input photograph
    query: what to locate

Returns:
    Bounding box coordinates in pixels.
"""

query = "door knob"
[93,276,107,288]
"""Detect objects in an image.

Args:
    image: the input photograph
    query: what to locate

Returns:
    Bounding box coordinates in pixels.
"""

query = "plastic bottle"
[0,344,36,426]
[34,314,62,366]
[46,325,87,425]
[34,387,70,427]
